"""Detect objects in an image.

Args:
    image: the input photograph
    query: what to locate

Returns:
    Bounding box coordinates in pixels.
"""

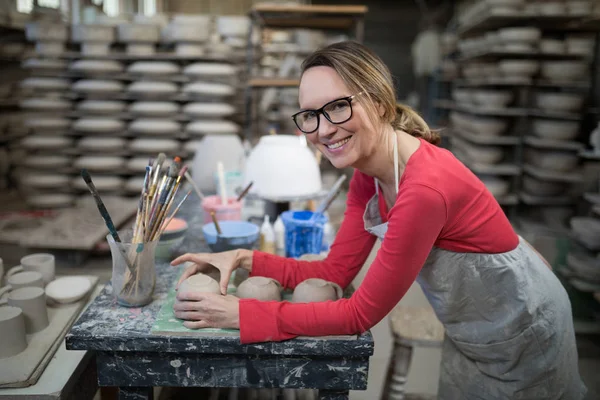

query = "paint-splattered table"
[65,198,374,400]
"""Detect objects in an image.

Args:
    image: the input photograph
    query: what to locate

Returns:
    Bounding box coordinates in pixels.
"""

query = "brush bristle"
[80,168,91,183]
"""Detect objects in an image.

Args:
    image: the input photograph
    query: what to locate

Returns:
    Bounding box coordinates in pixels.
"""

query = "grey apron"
[363,139,586,399]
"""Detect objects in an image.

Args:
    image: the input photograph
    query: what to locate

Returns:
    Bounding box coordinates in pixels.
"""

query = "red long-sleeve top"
[239,139,519,343]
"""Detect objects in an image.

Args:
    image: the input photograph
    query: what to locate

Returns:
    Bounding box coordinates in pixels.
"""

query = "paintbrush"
[158,189,192,238]
[236,181,253,202]
[311,174,347,220]
[210,211,222,235]
[149,167,180,241]
[183,171,205,201]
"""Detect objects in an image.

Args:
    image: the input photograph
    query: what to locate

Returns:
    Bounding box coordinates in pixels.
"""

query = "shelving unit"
[244,3,368,141]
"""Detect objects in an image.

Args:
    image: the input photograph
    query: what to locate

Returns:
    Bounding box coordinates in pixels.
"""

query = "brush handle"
[81,169,121,243]
[314,175,347,215]
[184,171,205,201]
[211,211,222,235]
[236,181,253,202]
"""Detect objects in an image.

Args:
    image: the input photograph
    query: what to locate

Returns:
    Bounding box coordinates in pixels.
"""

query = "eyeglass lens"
[295,98,352,133]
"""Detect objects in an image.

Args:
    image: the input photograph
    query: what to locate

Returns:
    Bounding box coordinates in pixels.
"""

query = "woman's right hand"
[170,249,253,295]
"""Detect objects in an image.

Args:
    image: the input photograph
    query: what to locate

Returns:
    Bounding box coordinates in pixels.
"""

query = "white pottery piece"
[129,138,180,153]
[81,42,110,55]
[21,174,70,189]
[182,63,237,77]
[291,278,343,303]
[473,90,513,107]
[72,79,124,94]
[527,149,579,172]
[182,103,236,118]
[539,1,566,15]
[73,118,125,133]
[497,27,541,44]
[127,81,178,96]
[125,176,146,192]
[565,35,596,56]
[216,16,250,37]
[77,137,127,151]
[24,155,71,168]
[77,100,126,114]
[72,175,123,191]
[163,18,211,42]
[126,157,153,172]
[20,98,72,111]
[469,116,509,136]
[243,135,322,198]
[479,175,510,197]
[498,60,539,77]
[539,39,565,54]
[25,22,68,42]
[25,118,71,131]
[69,60,123,74]
[129,119,181,135]
[129,101,179,117]
[21,58,67,71]
[186,120,240,136]
[35,42,65,56]
[459,141,504,164]
[21,136,73,150]
[0,306,27,358]
[21,77,70,91]
[74,156,125,171]
[236,277,282,301]
[174,44,205,56]
[182,82,235,97]
[532,119,579,140]
[127,61,180,75]
[179,273,221,295]
[45,276,92,304]
[126,43,155,56]
[541,61,588,81]
[535,92,584,112]
[567,252,600,281]
[190,135,246,192]
[570,217,600,250]
[522,174,566,196]
[117,24,160,42]
[26,194,74,208]
[71,24,115,42]
[502,43,535,53]
[567,1,593,15]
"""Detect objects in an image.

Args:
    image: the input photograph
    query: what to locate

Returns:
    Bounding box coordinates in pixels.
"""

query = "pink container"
[202,195,242,224]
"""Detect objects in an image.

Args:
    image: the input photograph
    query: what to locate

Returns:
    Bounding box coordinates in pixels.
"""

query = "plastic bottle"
[259,215,276,254]
[273,215,286,252]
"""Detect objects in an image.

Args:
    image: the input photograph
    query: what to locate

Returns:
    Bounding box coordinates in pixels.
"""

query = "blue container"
[202,221,260,253]
[281,211,328,258]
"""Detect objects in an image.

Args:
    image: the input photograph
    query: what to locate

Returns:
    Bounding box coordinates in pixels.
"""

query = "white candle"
[216,161,227,205]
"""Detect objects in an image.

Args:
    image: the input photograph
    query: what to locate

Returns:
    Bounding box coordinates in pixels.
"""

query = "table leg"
[117,386,153,400]
[318,390,349,400]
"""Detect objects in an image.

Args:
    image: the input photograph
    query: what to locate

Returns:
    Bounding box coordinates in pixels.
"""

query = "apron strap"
[374,134,400,195]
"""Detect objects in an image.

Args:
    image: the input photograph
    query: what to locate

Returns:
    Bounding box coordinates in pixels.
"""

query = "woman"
[171,41,586,399]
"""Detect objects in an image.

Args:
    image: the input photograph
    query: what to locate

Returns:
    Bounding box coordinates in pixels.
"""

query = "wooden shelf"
[251,4,368,30]
[458,10,600,37]
[248,78,299,88]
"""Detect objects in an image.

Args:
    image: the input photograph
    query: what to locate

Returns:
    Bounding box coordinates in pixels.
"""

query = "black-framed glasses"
[291,93,361,134]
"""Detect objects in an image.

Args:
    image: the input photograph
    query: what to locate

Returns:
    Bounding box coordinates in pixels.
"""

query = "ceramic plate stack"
[565,216,600,293]
[162,14,211,57]
[117,22,160,56]
[71,24,115,57]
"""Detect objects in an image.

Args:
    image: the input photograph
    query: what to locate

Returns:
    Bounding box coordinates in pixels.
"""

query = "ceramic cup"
[0,287,49,333]
[291,278,343,303]
[7,253,55,285]
[0,271,45,298]
[0,306,27,358]
[236,276,282,301]
[178,273,221,295]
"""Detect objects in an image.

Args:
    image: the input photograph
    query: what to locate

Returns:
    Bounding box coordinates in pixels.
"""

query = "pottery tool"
[236,181,253,202]
[210,211,222,235]
[216,161,227,205]
[158,189,192,238]
[183,171,205,201]
[311,174,347,220]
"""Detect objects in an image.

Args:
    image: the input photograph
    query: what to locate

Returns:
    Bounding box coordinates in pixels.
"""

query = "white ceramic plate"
[77,137,127,151]
[21,77,70,91]
[45,276,92,304]
[127,61,180,75]
[129,138,180,153]
[127,81,178,95]
[72,175,123,191]
[74,156,125,171]
[24,155,71,168]
[72,79,124,93]
[73,118,125,133]
[129,119,181,135]
[69,60,124,74]
[183,63,236,77]
[25,118,71,131]
[182,103,236,117]
[128,101,179,117]
[26,194,74,208]
[21,136,73,150]
[126,157,153,172]
[186,120,240,136]
[22,58,67,70]
[21,174,71,188]
[20,98,72,111]
[77,100,126,114]
[182,82,235,97]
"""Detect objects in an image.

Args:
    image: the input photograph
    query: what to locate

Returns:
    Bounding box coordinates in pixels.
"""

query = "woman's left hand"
[173,292,240,330]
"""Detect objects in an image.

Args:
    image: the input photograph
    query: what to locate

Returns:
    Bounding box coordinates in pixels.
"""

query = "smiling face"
[298,66,382,169]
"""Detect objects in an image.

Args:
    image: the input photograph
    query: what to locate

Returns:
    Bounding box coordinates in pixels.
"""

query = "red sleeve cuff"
[239,298,295,344]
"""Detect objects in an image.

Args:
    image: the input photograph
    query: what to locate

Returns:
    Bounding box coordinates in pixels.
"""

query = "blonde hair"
[301,41,441,145]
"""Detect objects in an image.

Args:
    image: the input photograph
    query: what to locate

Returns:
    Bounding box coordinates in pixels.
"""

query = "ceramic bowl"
[527,148,579,172]
[565,35,595,55]
[186,120,240,136]
[77,100,126,114]
[469,117,509,136]
[25,117,71,131]
[535,93,584,112]
[21,136,73,150]
[127,61,180,75]
[478,175,510,197]
[567,1,593,15]
[243,135,322,198]
[117,23,160,42]
[539,39,565,54]
[473,90,513,107]
[74,156,125,171]
[541,61,588,81]
[72,79,124,93]
[21,77,70,91]
[451,89,473,105]
[182,82,235,97]
[69,60,123,74]
[20,98,72,111]
[291,278,343,303]
[21,174,70,189]
[532,119,579,140]
[567,252,600,281]
[539,1,566,15]
[129,119,181,135]
[522,175,566,196]
[71,24,115,42]
[77,137,127,152]
[45,276,92,304]
[202,221,260,253]
[129,138,180,153]
[174,44,205,56]
[461,141,504,164]
[162,19,211,42]
[22,58,67,71]
[73,118,125,133]
[498,60,539,77]
[24,155,71,168]
[497,27,541,44]
[35,42,65,56]
[183,63,237,77]
[127,81,178,96]
[126,44,155,56]
[570,217,600,250]
[540,206,574,227]
[81,43,110,56]
[25,22,68,41]
[183,103,236,118]
[129,101,179,117]
[216,16,250,37]
[178,273,221,295]
[236,277,282,301]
